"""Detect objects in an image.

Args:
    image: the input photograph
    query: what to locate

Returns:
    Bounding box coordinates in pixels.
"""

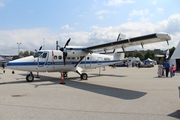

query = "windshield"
[33,52,43,58]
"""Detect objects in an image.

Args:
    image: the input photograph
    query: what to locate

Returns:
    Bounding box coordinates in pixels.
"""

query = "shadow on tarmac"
[168,110,180,119]
[0,73,147,100]
[88,73,127,78]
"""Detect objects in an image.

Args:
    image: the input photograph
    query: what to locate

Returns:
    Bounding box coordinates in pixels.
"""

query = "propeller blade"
[64,38,71,48]
[63,52,67,65]
[59,38,71,65]
[39,46,42,50]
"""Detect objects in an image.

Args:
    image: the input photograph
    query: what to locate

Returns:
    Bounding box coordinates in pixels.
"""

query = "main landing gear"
[26,72,34,82]
[25,72,88,82]
[80,73,88,80]
[64,72,88,80]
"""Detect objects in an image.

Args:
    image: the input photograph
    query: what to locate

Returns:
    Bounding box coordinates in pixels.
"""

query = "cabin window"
[104,58,110,61]
[58,56,62,59]
[67,57,70,60]
[42,53,47,58]
[54,55,57,60]
[72,57,75,60]
[87,57,90,60]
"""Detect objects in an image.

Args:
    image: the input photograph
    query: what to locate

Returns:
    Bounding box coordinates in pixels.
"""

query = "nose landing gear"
[26,72,34,82]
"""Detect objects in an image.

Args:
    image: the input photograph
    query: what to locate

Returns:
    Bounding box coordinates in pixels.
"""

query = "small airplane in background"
[6,32,171,82]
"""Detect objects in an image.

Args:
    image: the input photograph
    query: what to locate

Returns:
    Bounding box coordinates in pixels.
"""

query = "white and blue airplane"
[6,32,171,82]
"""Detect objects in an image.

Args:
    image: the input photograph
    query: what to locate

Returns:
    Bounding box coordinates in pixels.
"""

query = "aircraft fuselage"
[7,50,121,73]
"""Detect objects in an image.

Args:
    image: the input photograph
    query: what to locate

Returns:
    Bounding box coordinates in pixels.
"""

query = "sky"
[0,0,180,55]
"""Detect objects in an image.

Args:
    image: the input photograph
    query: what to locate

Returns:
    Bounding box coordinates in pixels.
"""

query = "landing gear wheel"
[81,73,88,80]
[26,74,34,82]
[64,72,68,77]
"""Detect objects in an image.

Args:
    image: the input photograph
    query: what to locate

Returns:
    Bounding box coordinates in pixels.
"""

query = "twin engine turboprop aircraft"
[7,32,171,82]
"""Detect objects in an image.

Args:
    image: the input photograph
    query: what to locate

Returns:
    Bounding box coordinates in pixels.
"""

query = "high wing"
[85,32,171,52]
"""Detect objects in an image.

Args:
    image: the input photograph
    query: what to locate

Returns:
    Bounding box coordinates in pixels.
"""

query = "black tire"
[64,72,68,77]
[26,74,34,82]
[81,73,88,80]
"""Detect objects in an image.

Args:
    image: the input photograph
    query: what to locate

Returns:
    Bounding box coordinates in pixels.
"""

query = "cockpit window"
[42,53,47,58]
[33,52,43,58]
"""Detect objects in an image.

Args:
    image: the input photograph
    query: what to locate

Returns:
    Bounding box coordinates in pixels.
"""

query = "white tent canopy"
[170,41,180,70]
[144,58,153,62]
[171,41,180,60]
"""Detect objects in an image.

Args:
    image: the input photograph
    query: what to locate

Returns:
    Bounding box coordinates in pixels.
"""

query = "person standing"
[138,62,141,68]
[2,63,5,73]
[157,63,163,77]
[170,64,176,77]
[164,60,170,77]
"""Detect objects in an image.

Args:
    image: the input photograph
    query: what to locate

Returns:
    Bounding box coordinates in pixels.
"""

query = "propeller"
[35,46,42,52]
[39,46,42,50]
[59,38,71,65]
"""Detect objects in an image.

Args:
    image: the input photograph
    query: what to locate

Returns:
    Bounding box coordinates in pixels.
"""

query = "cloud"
[95,10,109,15]
[95,10,116,20]
[98,15,104,20]
[128,9,153,22]
[89,14,180,50]
[57,32,90,46]
[0,14,180,54]
[129,9,149,17]
[156,14,180,34]
[151,0,157,4]
[95,10,109,20]
[61,24,74,30]
[157,8,164,14]
[105,0,135,6]
[0,28,53,54]
[0,0,5,7]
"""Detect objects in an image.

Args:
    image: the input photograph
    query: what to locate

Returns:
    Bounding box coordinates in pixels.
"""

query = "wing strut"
[166,39,169,45]
[74,56,85,67]
[122,46,125,52]
[141,43,144,49]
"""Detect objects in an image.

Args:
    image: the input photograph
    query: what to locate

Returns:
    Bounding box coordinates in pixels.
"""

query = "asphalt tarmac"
[0,66,180,120]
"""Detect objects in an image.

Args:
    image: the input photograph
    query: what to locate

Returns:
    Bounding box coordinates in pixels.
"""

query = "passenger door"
[85,55,91,68]
[38,52,49,67]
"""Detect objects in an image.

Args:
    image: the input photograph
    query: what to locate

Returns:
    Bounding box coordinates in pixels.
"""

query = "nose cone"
[6,61,14,68]
[6,56,35,71]
[6,59,22,70]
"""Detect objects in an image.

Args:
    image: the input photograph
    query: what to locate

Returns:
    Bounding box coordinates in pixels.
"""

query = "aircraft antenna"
[43,38,45,50]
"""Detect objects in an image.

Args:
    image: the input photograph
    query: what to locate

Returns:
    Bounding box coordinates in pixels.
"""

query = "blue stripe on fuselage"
[7,60,120,66]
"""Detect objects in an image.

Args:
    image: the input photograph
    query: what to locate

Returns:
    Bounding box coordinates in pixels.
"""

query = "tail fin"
[113,52,125,60]
[112,33,121,53]
[113,33,126,53]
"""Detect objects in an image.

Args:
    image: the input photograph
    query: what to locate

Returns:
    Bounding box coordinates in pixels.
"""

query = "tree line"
[19,51,34,57]
[125,47,175,63]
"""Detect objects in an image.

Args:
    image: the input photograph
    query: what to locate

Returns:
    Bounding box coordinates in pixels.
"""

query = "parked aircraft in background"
[6,32,171,82]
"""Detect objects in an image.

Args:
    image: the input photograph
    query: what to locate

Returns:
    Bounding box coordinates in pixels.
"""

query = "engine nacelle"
[66,50,88,57]
[66,46,88,57]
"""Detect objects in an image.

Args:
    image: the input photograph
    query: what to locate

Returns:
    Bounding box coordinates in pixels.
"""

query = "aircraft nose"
[6,56,35,71]
[6,61,15,69]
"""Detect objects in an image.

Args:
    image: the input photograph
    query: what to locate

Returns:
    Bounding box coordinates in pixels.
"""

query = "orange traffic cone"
[60,70,65,84]
[36,72,40,78]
